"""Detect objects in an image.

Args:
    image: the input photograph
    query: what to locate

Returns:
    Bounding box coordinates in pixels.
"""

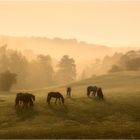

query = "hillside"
[0,71,140,138]
[0,35,140,62]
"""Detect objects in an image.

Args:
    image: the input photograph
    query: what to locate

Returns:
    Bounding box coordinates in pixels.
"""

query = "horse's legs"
[15,98,19,108]
[55,98,57,104]
[87,91,90,97]
[29,100,33,107]
[69,91,71,97]
[24,102,28,108]
[47,98,50,105]
[59,98,61,104]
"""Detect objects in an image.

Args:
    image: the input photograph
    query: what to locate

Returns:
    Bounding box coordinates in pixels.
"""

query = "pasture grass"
[0,71,140,138]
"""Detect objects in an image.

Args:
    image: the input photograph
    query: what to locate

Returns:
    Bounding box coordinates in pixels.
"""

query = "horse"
[87,85,98,97]
[47,92,64,105]
[15,92,35,108]
[67,87,72,97]
[96,87,104,100]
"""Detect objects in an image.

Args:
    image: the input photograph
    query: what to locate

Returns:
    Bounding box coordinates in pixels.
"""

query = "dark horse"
[87,85,98,97]
[97,87,104,100]
[47,92,64,105]
[15,92,35,108]
[67,87,72,97]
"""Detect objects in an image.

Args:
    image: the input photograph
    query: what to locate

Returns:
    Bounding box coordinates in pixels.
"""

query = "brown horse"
[67,87,72,97]
[87,85,98,97]
[47,92,64,105]
[96,87,104,100]
[15,92,35,108]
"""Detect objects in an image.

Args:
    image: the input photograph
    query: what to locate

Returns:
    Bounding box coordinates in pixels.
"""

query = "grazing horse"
[67,87,72,97]
[15,92,35,108]
[97,87,104,100]
[87,86,98,97]
[47,92,64,105]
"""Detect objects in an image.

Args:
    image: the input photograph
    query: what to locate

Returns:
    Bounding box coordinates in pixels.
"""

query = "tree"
[118,50,140,71]
[0,45,9,72]
[27,54,54,88]
[8,50,28,88]
[124,58,140,70]
[56,55,76,84]
[0,70,17,91]
[0,45,28,89]
[108,65,122,73]
[37,55,54,86]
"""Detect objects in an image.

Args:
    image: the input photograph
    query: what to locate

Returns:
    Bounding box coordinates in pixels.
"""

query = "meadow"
[0,71,140,139]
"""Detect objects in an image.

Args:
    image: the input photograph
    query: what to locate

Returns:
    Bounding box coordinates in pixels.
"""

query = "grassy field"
[0,71,140,139]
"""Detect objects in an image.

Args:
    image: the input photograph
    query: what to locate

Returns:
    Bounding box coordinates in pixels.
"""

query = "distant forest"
[0,45,76,91]
[0,44,140,91]
[81,50,140,78]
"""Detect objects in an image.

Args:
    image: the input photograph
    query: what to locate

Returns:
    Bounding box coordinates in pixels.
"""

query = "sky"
[0,0,140,47]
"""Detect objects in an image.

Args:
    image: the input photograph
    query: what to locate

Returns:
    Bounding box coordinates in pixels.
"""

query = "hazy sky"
[0,1,140,47]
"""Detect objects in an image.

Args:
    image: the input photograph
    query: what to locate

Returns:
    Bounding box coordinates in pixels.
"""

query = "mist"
[0,36,140,91]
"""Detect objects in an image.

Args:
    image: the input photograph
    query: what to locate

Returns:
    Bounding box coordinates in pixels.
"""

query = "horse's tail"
[61,95,64,104]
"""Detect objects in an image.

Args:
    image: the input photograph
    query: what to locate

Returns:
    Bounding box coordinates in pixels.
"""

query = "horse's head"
[61,96,65,104]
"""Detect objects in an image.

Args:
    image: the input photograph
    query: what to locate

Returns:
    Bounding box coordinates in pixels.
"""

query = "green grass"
[0,71,140,139]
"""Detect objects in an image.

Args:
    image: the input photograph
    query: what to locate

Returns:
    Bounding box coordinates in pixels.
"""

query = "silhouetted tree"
[0,70,17,91]
[56,55,76,84]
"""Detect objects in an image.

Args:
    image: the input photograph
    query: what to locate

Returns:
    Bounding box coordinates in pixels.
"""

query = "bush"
[108,65,122,73]
[0,70,17,91]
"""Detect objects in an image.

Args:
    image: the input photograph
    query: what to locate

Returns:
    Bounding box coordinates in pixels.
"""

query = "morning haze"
[0,1,140,139]
[0,1,140,46]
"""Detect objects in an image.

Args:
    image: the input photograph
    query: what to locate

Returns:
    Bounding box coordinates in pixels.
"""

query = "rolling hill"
[0,35,140,62]
[0,71,140,138]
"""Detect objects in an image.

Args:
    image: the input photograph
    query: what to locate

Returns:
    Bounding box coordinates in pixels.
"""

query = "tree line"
[0,45,76,91]
[80,50,140,79]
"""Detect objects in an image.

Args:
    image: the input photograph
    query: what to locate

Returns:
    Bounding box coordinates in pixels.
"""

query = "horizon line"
[0,34,140,48]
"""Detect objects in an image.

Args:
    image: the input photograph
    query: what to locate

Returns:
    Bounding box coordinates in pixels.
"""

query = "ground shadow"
[16,107,38,121]
[88,96,112,105]
[66,97,77,101]
[47,104,69,118]
[0,99,5,102]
